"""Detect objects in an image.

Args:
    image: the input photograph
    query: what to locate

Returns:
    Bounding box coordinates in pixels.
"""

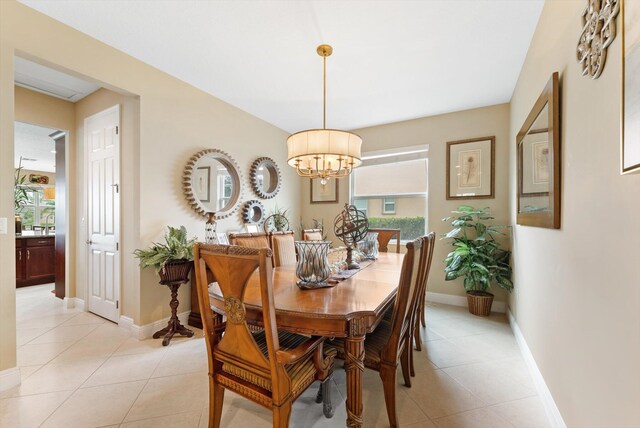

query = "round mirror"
[250,157,281,199]
[183,149,243,219]
[242,200,266,224]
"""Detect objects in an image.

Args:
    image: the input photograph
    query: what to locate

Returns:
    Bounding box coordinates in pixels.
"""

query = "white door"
[86,105,120,323]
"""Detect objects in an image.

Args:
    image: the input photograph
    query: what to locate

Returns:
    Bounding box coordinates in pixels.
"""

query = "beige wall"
[509,1,640,425]
[0,0,300,372]
[302,103,511,301]
[363,196,427,218]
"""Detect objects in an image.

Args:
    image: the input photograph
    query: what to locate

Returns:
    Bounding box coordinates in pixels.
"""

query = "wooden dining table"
[206,251,404,428]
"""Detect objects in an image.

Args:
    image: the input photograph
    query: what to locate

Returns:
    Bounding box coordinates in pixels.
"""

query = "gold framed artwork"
[28,174,49,184]
[310,178,339,204]
[622,0,640,174]
[446,136,495,200]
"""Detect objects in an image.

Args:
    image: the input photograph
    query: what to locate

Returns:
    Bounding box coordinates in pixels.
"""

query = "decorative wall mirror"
[242,200,266,224]
[183,149,243,219]
[516,72,560,229]
[250,157,281,199]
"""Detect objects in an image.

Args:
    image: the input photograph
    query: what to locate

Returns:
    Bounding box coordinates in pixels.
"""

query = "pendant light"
[287,45,362,184]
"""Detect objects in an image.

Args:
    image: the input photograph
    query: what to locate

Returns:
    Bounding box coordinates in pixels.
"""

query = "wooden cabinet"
[16,237,55,287]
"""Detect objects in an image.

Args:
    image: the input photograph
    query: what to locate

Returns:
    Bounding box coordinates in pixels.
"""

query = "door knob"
[86,240,93,245]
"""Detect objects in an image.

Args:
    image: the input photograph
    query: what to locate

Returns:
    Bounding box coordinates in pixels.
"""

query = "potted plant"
[134,225,197,284]
[442,205,513,316]
[14,156,40,234]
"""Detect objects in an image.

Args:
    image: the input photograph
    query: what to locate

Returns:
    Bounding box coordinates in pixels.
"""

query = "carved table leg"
[153,282,194,346]
[345,319,366,428]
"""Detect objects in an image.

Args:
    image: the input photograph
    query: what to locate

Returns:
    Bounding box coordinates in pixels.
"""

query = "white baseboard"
[63,297,85,311]
[426,291,506,313]
[119,311,190,340]
[0,367,21,392]
[508,309,566,428]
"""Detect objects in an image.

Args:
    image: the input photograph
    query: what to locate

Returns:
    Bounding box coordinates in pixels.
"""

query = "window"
[382,198,396,214]
[217,173,233,207]
[351,146,428,241]
[353,198,368,216]
[17,189,55,229]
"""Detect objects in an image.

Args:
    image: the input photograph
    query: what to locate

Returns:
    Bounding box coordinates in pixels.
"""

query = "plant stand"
[154,281,194,346]
[154,261,194,346]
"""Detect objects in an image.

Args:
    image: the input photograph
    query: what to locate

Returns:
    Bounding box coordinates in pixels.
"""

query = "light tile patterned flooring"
[1,284,550,428]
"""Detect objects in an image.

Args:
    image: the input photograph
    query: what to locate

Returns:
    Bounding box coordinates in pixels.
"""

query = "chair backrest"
[194,244,289,398]
[302,228,323,241]
[409,233,436,328]
[228,232,270,249]
[269,231,296,267]
[380,236,424,364]
[369,228,401,253]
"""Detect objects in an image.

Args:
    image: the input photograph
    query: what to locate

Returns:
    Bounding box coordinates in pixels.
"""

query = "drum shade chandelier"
[287,44,362,184]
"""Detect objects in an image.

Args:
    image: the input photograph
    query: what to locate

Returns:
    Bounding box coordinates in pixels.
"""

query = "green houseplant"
[442,205,513,316]
[14,157,41,234]
[134,226,197,283]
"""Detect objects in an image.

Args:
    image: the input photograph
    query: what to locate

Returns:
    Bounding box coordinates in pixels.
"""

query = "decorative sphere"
[333,203,369,246]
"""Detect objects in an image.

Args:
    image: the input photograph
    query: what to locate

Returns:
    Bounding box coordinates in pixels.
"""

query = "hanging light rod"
[287,44,362,184]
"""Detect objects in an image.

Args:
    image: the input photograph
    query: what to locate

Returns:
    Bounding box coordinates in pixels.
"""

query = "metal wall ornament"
[183,149,244,219]
[250,157,282,199]
[577,0,620,79]
[242,200,266,225]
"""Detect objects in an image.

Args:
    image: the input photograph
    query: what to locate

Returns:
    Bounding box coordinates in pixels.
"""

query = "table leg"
[345,319,366,428]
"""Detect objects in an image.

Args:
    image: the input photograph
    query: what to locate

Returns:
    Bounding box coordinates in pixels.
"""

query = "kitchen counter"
[16,234,56,239]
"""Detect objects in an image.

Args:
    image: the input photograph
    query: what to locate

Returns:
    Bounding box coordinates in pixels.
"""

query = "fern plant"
[134,226,196,273]
[15,157,40,211]
[442,206,513,295]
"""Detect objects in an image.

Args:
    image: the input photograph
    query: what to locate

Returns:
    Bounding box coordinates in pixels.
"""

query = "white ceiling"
[15,122,59,173]
[19,0,544,133]
[15,56,100,102]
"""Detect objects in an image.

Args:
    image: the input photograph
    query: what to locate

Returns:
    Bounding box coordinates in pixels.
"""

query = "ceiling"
[15,56,100,102]
[15,122,59,173]
[18,0,544,133]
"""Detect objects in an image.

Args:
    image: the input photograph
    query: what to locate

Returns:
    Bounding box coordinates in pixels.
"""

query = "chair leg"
[273,401,292,428]
[414,315,422,352]
[400,345,411,388]
[379,364,399,428]
[321,376,334,418]
[209,376,225,428]
[420,299,426,327]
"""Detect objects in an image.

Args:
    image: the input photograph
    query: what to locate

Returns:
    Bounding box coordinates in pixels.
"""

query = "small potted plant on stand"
[442,206,513,316]
[134,225,197,345]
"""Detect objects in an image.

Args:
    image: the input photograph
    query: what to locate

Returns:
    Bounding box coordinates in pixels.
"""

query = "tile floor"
[1,284,550,428]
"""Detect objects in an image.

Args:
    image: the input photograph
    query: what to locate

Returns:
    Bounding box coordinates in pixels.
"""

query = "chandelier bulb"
[320,178,328,185]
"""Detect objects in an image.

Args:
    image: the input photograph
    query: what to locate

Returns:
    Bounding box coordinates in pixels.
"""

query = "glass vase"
[294,241,331,289]
[357,232,379,260]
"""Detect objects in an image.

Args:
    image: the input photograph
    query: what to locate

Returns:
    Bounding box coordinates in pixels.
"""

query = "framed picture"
[29,174,49,184]
[194,166,210,202]
[216,232,229,245]
[245,224,259,233]
[446,136,495,200]
[622,0,640,174]
[310,178,339,204]
[519,129,550,196]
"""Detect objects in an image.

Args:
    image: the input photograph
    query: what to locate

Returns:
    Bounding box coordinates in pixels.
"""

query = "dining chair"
[302,228,323,241]
[368,228,401,253]
[269,231,296,267]
[194,243,337,428]
[228,231,270,248]
[409,232,436,376]
[327,236,426,428]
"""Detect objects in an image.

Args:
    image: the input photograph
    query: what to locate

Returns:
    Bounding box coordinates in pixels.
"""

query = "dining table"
[207,251,405,428]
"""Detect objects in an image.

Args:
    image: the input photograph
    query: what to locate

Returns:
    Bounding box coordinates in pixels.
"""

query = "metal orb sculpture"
[333,203,369,269]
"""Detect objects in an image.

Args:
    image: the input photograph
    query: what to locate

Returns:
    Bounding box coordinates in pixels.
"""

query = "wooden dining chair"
[409,232,436,376]
[369,228,401,253]
[194,243,337,428]
[269,231,296,267]
[302,228,323,241]
[327,236,426,428]
[228,231,270,249]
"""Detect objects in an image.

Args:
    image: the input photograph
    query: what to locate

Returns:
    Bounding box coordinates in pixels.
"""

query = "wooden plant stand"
[154,261,194,346]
